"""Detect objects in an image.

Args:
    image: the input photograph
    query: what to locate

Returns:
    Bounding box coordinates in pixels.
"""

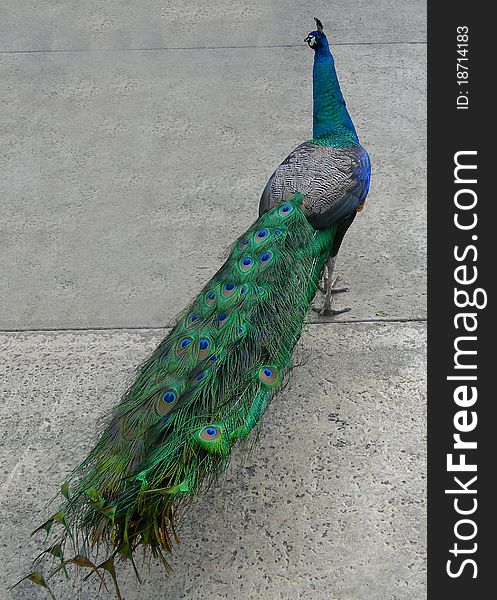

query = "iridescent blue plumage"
[310,31,359,145]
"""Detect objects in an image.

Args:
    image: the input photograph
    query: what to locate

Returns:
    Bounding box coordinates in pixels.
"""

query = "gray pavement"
[0,2,426,599]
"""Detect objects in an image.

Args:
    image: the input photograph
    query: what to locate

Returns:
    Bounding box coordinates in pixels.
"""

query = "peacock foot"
[313,277,351,316]
[312,303,351,317]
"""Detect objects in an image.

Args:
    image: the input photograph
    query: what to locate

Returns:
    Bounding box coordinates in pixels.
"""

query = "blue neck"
[312,38,359,147]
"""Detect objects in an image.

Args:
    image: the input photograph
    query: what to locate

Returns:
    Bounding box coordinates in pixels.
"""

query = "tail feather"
[23,193,337,594]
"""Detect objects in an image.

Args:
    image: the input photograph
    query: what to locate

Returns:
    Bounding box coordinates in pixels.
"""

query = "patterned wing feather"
[259,142,370,230]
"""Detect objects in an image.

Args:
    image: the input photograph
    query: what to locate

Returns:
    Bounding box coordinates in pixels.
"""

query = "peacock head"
[304,18,327,51]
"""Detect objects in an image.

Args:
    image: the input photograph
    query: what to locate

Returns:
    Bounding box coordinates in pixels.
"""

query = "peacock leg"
[318,262,329,293]
[312,256,351,316]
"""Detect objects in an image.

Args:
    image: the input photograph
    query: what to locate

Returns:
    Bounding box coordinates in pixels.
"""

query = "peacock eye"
[163,391,176,403]
[260,252,272,263]
[205,290,217,306]
[254,228,270,244]
[222,281,237,298]
[195,371,206,382]
[279,203,294,217]
[240,256,254,272]
[198,337,212,359]
[176,336,194,357]
[199,424,222,441]
[259,366,277,384]
[156,388,178,416]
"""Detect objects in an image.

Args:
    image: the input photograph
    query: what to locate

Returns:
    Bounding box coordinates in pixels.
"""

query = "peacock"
[16,18,370,599]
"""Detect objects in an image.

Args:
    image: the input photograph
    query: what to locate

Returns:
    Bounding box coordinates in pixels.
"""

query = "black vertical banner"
[428,3,491,598]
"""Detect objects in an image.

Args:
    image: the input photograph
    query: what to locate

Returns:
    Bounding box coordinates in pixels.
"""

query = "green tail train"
[21,194,337,597]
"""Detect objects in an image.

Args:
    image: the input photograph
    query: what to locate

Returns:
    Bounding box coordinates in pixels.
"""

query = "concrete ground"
[0,2,426,599]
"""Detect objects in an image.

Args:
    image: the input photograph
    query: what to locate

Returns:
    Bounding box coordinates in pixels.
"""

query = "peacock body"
[18,19,370,598]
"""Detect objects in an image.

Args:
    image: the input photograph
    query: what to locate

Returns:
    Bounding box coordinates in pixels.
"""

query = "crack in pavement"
[0,318,427,335]
[0,41,426,55]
